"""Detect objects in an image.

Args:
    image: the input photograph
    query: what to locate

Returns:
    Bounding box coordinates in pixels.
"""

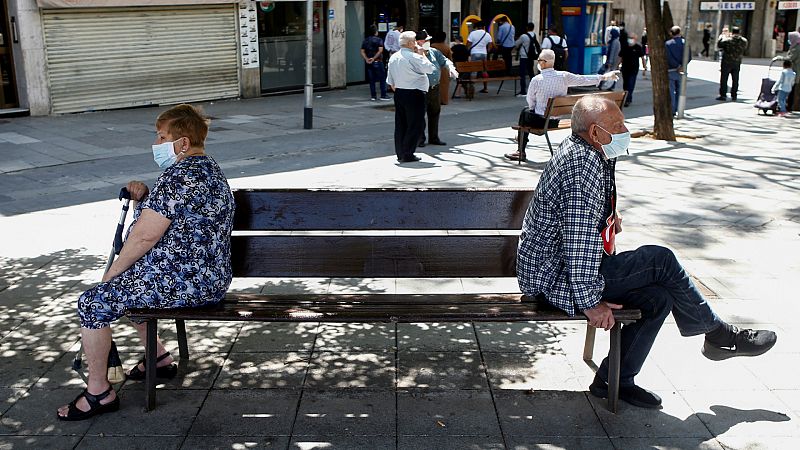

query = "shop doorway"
[775,9,798,52]
[0,1,19,109]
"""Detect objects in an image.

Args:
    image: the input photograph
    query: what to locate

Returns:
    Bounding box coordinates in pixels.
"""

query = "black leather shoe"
[417,141,426,147]
[399,155,421,163]
[716,96,727,101]
[429,140,447,146]
[702,327,777,361]
[589,375,662,409]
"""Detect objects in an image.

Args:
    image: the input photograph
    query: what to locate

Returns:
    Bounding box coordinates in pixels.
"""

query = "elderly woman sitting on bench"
[56,104,235,421]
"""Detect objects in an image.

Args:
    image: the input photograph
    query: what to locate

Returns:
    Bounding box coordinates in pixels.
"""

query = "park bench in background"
[452,60,518,99]
[512,90,627,157]
[128,188,640,413]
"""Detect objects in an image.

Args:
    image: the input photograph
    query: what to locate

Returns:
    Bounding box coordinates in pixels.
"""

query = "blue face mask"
[596,125,630,159]
[152,141,178,169]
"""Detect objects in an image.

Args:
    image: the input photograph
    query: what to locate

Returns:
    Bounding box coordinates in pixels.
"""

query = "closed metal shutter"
[42,5,239,114]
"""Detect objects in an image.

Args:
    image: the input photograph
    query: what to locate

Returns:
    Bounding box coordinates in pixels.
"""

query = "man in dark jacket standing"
[620,33,644,107]
[716,26,748,101]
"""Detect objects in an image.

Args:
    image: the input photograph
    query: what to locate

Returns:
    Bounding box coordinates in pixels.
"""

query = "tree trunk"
[643,0,676,140]
[404,0,419,31]
[662,1,675,38]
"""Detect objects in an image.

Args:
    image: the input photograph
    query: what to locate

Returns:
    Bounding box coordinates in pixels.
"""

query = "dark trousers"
[393,88,426,160]
[499,47,513,74]
[517,108,559,154]
[419,84,442,144]
[519,58,532,94]
[596,245,720,386]
[668,71,681,114]
[719,62,741,99]
[702,41,710,57]
[366,62,387,99]
[622,70,638,104]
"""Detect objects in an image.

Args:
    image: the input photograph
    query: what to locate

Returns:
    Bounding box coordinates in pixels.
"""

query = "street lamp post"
[304,0,313,129]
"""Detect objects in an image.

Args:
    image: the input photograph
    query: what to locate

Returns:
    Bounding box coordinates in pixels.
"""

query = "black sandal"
[57,385,119,421]
[127,351,178,381]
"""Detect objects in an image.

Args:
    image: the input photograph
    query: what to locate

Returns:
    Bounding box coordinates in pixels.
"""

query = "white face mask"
[596,125,631,159]
[628,39,635,46]
[422,41,431,51]
[152,140,178,169]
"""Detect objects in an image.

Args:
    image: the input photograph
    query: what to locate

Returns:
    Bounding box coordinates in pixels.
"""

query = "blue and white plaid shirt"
[517,134,616,316]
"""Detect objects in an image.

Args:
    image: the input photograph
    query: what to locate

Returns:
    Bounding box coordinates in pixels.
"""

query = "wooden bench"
[452,59,518,99]
[128,188,640,413]
[512,90,627,157]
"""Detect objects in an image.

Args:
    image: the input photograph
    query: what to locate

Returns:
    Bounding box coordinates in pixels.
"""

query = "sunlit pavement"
[1,58,799,449]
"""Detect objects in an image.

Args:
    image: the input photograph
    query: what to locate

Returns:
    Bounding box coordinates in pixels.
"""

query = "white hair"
[571,95,615,134]
[538,49,555,62]
[399,31,417,48]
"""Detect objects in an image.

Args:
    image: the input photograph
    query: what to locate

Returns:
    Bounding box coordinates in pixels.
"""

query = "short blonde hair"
[155,104,210,148]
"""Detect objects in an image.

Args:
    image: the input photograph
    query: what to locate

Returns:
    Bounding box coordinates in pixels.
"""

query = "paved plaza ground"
[0,58,799,449]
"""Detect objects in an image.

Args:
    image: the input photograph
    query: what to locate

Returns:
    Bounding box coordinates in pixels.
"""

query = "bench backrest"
[483,59,507,73]
[544,90,627,119]
[454,61,484,73]
[231,189,534,278]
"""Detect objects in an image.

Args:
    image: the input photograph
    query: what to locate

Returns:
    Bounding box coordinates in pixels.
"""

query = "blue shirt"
[423,47,451,87]
[497,23,515,48]
[516,135,616,316]
[666,36,686,70]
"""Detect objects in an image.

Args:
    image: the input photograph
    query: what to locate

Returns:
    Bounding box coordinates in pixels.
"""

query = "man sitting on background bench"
[505,49,618,162]
[515,95,777,409]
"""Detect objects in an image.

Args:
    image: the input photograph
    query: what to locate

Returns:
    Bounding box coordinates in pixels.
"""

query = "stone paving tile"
[315,323,395,352]
[289,435,394,449]
[76,435,184,449]
[305,351,395,389]
[474,322,561,353]
[483,352,583,391]
[292,389,395,437]
[0,350,60,389]
[397,390,500,437]
[397,351,488,390]
[110,320,242,354]
[215,352,309,389]
[493,390,606,437]
[610,437,725,449]
[189,390,299,436]
[118,353,226,391]
[86,389,205,436]
[503,436,615,449]
[398,435,505,449]
[1,314,80,353]
[589,390,712,439]
[0,436,82,449]
[0,388,94,435]
[774,390,800,418]
[716,436,800,450]
[0,388,25,416]
[232,322,318,353]
[397,323,477,352]
[680,390,800,438]
[182,435,290,449]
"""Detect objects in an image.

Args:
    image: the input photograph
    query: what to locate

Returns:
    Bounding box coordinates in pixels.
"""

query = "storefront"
[776,1,799,52]
[257,0,329,92]
[698,1,755,46]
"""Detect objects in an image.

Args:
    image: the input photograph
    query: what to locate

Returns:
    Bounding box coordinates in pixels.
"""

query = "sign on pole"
[778,1,800,10]
[700,2,756,10]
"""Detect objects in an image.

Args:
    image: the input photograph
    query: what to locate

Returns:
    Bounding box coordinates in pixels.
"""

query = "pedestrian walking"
[361,26,390,101]
[416,30,457,147]
[600,27,621,90]
[541,25,569,71]
[386,30,435,163]
[702,23,712,57]
[514,22,541,96]
[716,26,748,102]
[641,27,649,78]
[665,26,689,115]
[772,59,796,116]
[786,31,800,111]
[494,16,516,75]
[620,33,644,107]
[467,21,493,93]
[384,23,403,55]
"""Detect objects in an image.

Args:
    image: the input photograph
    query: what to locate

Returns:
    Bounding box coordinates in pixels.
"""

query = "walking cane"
[71,187,132,386]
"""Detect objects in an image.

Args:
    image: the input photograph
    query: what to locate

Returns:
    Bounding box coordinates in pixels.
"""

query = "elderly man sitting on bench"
[515,95,777,408]
[506,49,618,162]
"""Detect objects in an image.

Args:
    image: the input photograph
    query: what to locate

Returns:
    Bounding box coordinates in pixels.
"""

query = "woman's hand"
[102,209,171,282]
[126,181,149,202]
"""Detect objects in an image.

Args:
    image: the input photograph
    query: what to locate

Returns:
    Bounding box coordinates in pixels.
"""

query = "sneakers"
[379,96,391,101]
[589,375,662,409]
[370,97,377,101]
[702,326,777,361]
[716,96,727,101]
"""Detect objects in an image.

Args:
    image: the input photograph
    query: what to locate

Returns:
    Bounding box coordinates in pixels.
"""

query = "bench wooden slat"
[512,119,572,135]
[223,292,527,305]
[128,301,642,323]
[454,61,484,72]
[233,189,534,231]
[231,235,519,277]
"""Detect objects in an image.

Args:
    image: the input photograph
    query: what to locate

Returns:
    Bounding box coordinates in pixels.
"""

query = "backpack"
[547,35,567,70]
[526,32,541,60]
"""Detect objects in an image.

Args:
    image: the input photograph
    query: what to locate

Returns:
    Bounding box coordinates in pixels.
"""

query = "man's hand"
[583,301,623,331]
[449,68,459,79]
[126,181,149,202]
[601,70,620,82]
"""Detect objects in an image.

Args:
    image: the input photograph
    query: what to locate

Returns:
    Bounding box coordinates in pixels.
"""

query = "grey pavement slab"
[503,436,615,449]
[232,322,318,353]
[493,390,606,437]
[0,388,94,435]
[474,322,562,353]
[181,436,290,449]
[679,390,799,438]
[397,351,488,390]
[397,389,501,437]
[0,436,82,449]
[189,390,299,436]
[292,389,395,437]
[483,351,583,391]
[397,322,478,352]
[398,435,505,449]
[0,350,60,389]
[0,388,24,416]
[76,435,184,449]
[290,435,395,449]
[86,389,205,436]
[215,352,309,389]
[305,351,395,389]
[610,437,725,450]
[315,323,395,352]
[118,352,226,391]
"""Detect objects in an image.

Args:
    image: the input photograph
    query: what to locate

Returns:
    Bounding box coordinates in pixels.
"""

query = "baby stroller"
[754,57,784,115]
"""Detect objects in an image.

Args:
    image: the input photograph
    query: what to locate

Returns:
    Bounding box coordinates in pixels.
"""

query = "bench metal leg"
[452,79,460,99]
[496,80,504,95]
[145,319,158,411]
[175,319,189,360]
[583,323,596,361]
[607,321,622,413]
[544,131,554,155]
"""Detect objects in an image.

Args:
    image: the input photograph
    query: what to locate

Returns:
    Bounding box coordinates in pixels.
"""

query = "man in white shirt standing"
[505,49,618,162]
[384,23,403,55]
[467,21,493,93]
[387,30,435,163]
